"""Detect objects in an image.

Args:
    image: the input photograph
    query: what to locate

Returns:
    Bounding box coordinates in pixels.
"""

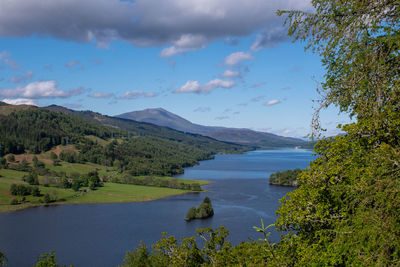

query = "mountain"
[117,108,310,148]
[44,105,248,154]
[0,102,248,176]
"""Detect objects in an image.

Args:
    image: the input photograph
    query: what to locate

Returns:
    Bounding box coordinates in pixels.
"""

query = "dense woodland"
[0,105,247,176]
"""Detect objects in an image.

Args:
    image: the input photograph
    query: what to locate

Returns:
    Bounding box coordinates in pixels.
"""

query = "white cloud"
[89,92,113,98]
[8,70,34,83]
[2,98,37,106]
[120,91,156,99]
[0,1,312,56]
[0,81,84,99]
[174,79,235,94]
[264,99,281,106]
[220,69,241,78]
[224,52,254,66]
[160,34,208,57]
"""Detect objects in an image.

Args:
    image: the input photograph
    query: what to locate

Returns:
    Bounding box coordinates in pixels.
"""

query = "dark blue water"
[0,149,313,267]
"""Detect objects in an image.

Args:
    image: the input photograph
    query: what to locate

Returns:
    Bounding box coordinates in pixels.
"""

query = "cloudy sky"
[0,0,350,138]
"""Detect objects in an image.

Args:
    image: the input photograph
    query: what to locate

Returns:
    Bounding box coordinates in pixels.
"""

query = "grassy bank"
[0,161,210,213]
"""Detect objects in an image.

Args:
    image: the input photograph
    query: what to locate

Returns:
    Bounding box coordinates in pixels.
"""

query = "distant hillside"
[117,108,310,148]
[45,105,248,154]
[0,102,248,176]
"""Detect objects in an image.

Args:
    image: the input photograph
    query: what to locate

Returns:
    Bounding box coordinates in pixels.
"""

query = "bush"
[43,193,51,204]
[7,154,15,162]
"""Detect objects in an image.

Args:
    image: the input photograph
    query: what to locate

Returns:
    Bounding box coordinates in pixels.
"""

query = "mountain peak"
[116,108,309,148]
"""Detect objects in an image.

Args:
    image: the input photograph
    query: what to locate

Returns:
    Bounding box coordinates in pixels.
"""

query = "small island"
[269,168,302,187]
[185,197,214,221]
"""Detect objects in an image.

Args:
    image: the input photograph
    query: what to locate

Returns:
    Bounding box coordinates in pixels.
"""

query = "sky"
[0,0,350,138]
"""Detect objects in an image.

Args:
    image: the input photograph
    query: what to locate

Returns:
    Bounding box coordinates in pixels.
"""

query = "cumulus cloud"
[264,99,281,106]
[220,69,242,78]
[0,81,84,99]
[120,91,156,99]
[0,0,311,56]
[194,107,211,112]
[224,52,254,66]
[174,79,235,94]
[8,70,34,83]
[89,92,113,98]
[2,98,37,106]
[0,50,21,70]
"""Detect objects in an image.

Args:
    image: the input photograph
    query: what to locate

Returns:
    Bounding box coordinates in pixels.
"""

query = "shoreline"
[0,181,213,214]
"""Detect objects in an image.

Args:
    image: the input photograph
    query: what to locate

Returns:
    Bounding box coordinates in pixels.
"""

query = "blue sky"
[0,0,350,138]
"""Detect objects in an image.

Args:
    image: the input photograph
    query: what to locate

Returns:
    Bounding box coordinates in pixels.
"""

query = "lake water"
[0,149,314,267]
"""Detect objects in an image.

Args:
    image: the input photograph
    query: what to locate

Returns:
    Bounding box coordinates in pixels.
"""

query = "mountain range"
[117,108,310,148]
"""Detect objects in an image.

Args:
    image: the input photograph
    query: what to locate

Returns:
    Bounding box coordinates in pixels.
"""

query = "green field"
[0,161,210,213]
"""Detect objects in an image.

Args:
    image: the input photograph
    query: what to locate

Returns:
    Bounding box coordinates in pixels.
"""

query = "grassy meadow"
[0,153,209,213]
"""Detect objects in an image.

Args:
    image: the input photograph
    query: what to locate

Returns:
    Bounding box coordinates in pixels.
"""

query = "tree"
[26,172,39,185]
[33,251,69,267]
[184,207,197,221]
[0,252,6,267]
[7,154,15,162]
[43,193,51,204]
[274,1,400,265]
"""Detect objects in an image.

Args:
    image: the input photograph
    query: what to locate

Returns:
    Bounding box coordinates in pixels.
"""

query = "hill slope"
[117,108,309,148]
[0,103,248,176]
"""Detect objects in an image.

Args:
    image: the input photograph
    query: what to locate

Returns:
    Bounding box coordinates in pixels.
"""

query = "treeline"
[109,174,202,191]
[0,108,115,154]
[269,168,302,186]
[0,106,247,176]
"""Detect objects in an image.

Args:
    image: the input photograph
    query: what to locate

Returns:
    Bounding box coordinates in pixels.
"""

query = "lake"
[0,149,314,267]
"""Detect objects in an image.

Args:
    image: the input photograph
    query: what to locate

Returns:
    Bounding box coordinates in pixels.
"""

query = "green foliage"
[272,0,400,265]
[33,251,70,267]
[122,226,275,266]
[43,193,51,204]
[111,174,204,192]
[0,251,6,267]
[269,168,302,186]
[185,197,214,221]
[0,158,6,169]
[185,207,197,221]
[25,172,39,185]
[7,154,14,162]
[50,152,58,161]
[0,106,247,176]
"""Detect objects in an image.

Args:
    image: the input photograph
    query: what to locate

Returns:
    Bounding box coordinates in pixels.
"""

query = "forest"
[0,105,247,176]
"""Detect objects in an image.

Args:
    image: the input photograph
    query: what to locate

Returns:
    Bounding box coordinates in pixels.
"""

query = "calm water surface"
[0,149,314,267]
